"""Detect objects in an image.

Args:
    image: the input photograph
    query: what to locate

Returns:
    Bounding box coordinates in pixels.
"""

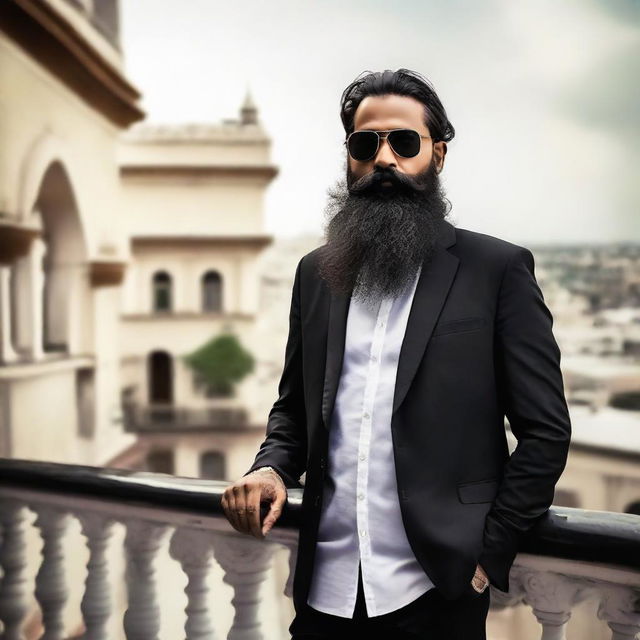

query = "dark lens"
[388,129,421,157]
[348,131,379,161]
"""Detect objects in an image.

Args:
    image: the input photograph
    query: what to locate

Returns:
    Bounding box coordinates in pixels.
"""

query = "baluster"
[32,506,70,640]
[78,513,116,640]
[0,500,30,640]
[519,570,581,640]
[169,527,216,639]
[122,519,169,640]
[211,532,275,640]
[597,585,640,640]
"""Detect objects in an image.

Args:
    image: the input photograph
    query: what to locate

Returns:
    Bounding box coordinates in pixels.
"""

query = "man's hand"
[222,469,287,539]
[471,563,490,593]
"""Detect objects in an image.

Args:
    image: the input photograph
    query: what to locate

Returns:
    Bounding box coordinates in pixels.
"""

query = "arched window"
[201,271,222,312]
[200,451,226,480]
[152,271,172,312]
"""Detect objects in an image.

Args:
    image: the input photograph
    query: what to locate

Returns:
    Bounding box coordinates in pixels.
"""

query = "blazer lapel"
[321,219,458,431]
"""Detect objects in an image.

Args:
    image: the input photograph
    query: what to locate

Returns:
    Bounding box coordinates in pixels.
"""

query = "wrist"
[248,467,286,489]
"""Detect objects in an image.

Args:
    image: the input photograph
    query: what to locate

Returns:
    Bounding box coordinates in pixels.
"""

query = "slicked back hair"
[339,68,455,144]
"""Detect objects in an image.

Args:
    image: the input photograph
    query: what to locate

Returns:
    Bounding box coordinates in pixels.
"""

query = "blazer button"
[314,495,321,507]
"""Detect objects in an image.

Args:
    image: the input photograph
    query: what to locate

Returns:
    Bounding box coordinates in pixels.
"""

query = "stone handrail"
[0,458,638,639]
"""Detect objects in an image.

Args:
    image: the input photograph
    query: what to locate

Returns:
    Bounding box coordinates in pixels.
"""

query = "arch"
[152,270,172,312]
[201,270,223,312]
[147,350,173,404]
[17,131,88,235]
[11,159,90,355]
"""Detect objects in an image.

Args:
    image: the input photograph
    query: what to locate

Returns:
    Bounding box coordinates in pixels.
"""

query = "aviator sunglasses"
[344,128,432,162]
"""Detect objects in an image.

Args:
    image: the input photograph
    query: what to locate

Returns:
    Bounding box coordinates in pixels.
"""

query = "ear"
[433,141,447,173]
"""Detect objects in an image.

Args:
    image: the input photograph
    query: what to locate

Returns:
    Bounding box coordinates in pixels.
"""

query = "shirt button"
[363,413,370,420]
[359,454,366,460]
[371,355,377,362]
[360,530,367,537]
[379,321,385,328]
[358,493,364,500]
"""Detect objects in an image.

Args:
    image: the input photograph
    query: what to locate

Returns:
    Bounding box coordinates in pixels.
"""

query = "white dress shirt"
[306,263,435,618]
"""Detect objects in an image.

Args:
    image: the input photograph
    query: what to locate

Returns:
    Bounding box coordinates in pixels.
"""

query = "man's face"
[347,94,447,187]
[316,92,452,310]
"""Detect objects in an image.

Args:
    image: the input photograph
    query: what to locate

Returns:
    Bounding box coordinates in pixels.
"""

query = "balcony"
[122,403,251,433]
[0,458,639,639]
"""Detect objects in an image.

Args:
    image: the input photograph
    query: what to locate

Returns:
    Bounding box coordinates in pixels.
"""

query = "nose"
[373,136,396,168]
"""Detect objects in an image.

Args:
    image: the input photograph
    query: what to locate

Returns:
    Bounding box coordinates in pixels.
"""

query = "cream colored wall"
[560,448,640,512]
[8,367,79,460]
[119,177,266,237]
[0,33,136,463]
[140,430,271,481]
[119,136,272,166]
[119,313,259,416]
[0,35,129,259]
[121,246,260,315]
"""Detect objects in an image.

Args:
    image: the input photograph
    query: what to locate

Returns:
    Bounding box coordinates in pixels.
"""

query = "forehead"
[353,94,429,133]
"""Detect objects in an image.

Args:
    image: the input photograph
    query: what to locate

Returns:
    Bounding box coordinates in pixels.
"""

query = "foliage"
[183,332,254,396]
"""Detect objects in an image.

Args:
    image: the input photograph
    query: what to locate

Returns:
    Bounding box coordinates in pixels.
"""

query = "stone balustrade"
[0,458,638,639]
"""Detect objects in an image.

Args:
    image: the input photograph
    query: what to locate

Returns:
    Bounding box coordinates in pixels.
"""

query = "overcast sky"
[120,0,639,245]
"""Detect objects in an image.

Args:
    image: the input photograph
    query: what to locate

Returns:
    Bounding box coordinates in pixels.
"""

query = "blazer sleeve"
[478,247,572,593]
[242,257,308,489]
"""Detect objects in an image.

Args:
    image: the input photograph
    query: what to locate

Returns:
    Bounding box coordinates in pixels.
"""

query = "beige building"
[0,0,143,465]
[116,97,281,482]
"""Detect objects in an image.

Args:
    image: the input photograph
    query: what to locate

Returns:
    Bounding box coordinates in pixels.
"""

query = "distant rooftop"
[122,89,268,143]
[568,404,640,456]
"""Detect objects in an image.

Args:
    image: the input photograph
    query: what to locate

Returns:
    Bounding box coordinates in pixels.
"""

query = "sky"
[119,0,639,245]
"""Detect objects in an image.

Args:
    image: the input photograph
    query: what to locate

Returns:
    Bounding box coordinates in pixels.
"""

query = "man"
[222,68,572,640]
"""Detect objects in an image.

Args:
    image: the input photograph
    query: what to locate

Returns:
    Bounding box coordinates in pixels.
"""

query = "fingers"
[222,485,240,533]
[262,483,286,537]
[226,484,253,536]
[222,477,285,540]
[245,486,263,539]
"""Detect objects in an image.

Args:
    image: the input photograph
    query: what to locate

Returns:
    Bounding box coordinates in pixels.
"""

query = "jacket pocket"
[457,478,499,504]
[432,315,488,337]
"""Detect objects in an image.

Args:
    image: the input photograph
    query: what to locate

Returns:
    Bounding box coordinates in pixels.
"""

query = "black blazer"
[244,218,572,606]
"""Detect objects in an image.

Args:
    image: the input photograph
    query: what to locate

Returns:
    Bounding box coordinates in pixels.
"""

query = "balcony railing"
[122,403,250,432]
[0,458,639,639]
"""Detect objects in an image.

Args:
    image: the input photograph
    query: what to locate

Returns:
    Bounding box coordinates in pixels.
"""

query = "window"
[152,271,172,312]
[202,271,222,312]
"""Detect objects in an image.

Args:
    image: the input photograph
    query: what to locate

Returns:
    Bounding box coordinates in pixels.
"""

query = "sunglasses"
[344,128,432,162]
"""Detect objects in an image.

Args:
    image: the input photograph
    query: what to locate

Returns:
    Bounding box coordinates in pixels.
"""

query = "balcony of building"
[0,458,638,639]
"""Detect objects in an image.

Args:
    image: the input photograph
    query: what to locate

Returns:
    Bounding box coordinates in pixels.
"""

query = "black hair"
[339,68,455,143]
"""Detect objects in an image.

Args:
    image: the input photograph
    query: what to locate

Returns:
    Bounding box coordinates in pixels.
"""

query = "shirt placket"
[355,295,393,607]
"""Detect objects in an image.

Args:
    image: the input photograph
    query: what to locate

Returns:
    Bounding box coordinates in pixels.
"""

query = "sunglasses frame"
[344,128,433,161]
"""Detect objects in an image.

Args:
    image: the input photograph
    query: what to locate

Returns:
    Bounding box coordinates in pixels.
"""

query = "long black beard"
[317,158,451,309]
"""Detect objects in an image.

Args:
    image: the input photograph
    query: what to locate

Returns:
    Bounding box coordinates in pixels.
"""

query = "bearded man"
[223,68,571,640]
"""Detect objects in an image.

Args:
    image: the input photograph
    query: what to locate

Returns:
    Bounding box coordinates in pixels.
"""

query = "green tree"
[183,332,255,397]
